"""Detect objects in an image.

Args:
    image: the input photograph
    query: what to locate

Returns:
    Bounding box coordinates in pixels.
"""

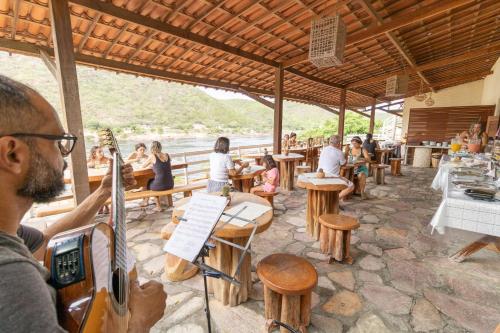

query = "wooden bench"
[257,253,318,333]
[319,214,360,264]
[35,181,207,217]
[390,158,403,176]
[254,191,279,207]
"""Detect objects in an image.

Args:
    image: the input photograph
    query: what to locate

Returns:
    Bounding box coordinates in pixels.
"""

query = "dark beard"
[17,147,67,203]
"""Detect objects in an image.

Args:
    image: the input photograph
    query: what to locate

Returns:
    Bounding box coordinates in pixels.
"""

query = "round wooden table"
[230,165,265,192]
[273,153,304,191]
[375,148,393,165]
[296,174,347,240]
[171,192,273,306]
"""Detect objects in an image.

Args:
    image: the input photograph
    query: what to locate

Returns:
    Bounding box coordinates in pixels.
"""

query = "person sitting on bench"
[251,155,279,194]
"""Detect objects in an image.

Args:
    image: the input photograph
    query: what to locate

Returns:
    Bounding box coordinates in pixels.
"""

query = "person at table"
[208,137,249,193]
[344,136,370,199]
[362,133,379,161]
[317,135,355,201]
[289,132,297,147]
[87,145,110,168]
[0,75,166,332]
[141,141,174,212]
[126,142,149,164]
[251,155,279,194]
[460,121,488,151]
[282,134,290,149]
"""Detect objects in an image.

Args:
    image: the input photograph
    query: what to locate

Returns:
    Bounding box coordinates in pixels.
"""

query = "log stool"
[257,254,318,333]
[254,191,279,208]
[295,165,311,175]
[390,158,402,176]
[318,214,360,264]
[368,161,378,177]
[161,223,199,281]
[373,164,389,185]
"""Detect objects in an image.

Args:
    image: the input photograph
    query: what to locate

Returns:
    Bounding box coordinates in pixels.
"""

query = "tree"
[300,113,382,139]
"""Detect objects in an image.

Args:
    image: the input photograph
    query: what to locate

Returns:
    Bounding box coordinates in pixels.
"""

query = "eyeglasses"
[1,133,78,157]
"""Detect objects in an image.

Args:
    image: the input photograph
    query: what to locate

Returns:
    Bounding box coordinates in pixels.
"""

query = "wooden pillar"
[338,88,346,145]
[273,65,284,154]
[49,0,90,204]
[369,97,376,134]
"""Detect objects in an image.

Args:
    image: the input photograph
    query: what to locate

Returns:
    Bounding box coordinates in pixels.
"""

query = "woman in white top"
[208,137,248,193]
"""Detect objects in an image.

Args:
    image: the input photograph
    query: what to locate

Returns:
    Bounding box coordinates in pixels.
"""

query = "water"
[86,135,273,157]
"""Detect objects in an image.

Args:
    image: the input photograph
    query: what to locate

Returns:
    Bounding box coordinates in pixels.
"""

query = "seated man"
[317,135,355,201]
[0,75,166,332]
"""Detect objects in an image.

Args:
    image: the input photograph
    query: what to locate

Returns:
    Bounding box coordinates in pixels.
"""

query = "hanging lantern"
[414,80,427,102]
[309,15,346,68]
[386,74,409,97]
[425,92,435,106]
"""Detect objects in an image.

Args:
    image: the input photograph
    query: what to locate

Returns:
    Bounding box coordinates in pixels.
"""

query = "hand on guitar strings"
[128,280,167,333]
[100,159,137,194]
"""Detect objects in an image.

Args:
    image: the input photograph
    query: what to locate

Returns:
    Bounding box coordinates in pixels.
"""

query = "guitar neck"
[112,151,127,271]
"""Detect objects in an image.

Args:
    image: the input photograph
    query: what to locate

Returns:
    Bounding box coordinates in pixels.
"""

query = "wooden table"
[64,163,187,193]
[296,174,347,240]
[375,148,393,164]
[229,165,265,193]
[273,153,304,191]
[171,192,273,306]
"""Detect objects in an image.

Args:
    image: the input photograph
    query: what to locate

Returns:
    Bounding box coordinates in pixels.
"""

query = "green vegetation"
[301,113,383,139]
[0,52,382,139]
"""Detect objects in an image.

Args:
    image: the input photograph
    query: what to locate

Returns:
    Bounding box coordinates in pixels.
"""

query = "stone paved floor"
[115,167,500,332]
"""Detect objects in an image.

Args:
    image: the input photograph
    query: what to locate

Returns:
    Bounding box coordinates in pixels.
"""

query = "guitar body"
[44,222,129,332]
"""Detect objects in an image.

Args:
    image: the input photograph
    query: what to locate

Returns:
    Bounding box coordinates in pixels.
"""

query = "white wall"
[481,57,500,115]
[401,80,485,135]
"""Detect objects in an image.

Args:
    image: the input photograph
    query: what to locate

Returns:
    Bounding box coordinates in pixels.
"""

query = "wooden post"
[369,97,376,134]
[338,88,346,145]
[49,0,90,204]
[273,65,284,154]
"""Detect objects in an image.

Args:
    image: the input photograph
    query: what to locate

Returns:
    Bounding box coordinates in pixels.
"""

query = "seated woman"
[289,132,297,147]
[141,141,174,212]
[362,133,379,161]
[344,136,370,199]
[208,137,248,193]
[282,134,290,149]
[126,143,149,164]
[251,155,279,194]
[87,146,110,168]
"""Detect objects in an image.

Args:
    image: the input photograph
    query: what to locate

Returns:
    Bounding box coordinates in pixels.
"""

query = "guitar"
[44,128,130,332]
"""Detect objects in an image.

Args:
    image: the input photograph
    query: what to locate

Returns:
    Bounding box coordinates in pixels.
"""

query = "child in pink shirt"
[251,155,279,193]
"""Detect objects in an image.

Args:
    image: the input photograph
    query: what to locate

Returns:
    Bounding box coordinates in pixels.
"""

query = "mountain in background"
[0,52,337,137]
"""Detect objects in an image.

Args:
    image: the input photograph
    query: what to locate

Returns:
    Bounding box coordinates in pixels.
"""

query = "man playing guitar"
[0,75,166,332]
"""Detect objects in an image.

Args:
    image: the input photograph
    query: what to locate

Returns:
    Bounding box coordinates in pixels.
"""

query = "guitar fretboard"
[112,151,127,271]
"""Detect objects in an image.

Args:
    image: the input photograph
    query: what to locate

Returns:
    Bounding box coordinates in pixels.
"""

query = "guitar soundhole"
[112,268,127,306]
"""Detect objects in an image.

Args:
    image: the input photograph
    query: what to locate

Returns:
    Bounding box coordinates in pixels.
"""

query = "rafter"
[282,0,476,67]
[357,0,436,92]
[239,90,274,109]
[104,22,129,58]
[77,12,102,53]
[126,31,157,63]
[11,0,21,40]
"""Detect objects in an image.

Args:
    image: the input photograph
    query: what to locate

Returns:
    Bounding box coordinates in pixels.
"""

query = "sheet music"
[164,193,228,262]
[220,201,272,226]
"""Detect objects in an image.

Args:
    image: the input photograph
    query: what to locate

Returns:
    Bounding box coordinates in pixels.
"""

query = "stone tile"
[142,254,165,276]
[360,283,412,315]
[328,270,355,291]
[350,235,360,245]
[317,276,336,291]
[357,270,383,284]
[284,242,306,255]
[411,298,444,332]
[127,227,146,240]
[163,297,204,326]
[165,324,204,333]
[209,299,266,333]
[296,227,306,233]
[347,312,391,333]
[311,291,320,309]
[424,289,500,333]
[358,255,385,271]
[306,251,330,261]
[357,243,383,256]
[310,314,343,333]
[134,232,162,241]
[294,232,315,242]
[166,291,193,310]
[249,281,264,301]
[361,214,379,224]
[132,243,163,261]
[375,227,409,247]
[322,290,363,317]
[180,274,205,291]
[384,247,416,260]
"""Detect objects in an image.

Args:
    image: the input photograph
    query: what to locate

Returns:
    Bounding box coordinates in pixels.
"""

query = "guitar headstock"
[98,128,122,159]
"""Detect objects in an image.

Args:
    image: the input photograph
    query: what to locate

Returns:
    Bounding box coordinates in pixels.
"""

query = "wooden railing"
[170,143,273,184]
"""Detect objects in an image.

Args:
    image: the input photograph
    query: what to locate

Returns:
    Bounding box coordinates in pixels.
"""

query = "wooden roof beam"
[70,0,278,67]
[357,0,436,93]
[312,103,339,115]
[239,90,274,109]
[77,12,102,53]
[11,0,21,40]
[104,22,129,58]
[347,41,500,89]
[282,0,476,68]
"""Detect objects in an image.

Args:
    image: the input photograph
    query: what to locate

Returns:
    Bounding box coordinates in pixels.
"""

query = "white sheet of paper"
[219,201,272,226]
[164,193,227,262]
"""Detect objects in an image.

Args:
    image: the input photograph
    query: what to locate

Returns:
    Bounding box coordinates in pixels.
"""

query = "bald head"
[329,135,341,147]
[0,75,49,134]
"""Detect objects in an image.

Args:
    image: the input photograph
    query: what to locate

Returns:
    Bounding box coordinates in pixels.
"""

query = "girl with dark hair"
[87,145,110,168]
[141,141,174,211]
[251,155,279,194]
[208,137,248,193]
[362,133,379,161]
[344,136,371,199]
[126,142,149,163]
[289,132,297,147]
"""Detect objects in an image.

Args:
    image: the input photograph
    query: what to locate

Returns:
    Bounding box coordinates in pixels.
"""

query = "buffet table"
[430,158,500,262]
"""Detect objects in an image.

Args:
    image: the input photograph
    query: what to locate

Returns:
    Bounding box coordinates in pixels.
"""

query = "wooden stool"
[254,191,279,207]
[295,165,311,175]
[318,214,360,264]
[368,161,378,177]
[161,223,199,281]
[257,254,318,333]
[373,164,389,185]
[389,158,402,176]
